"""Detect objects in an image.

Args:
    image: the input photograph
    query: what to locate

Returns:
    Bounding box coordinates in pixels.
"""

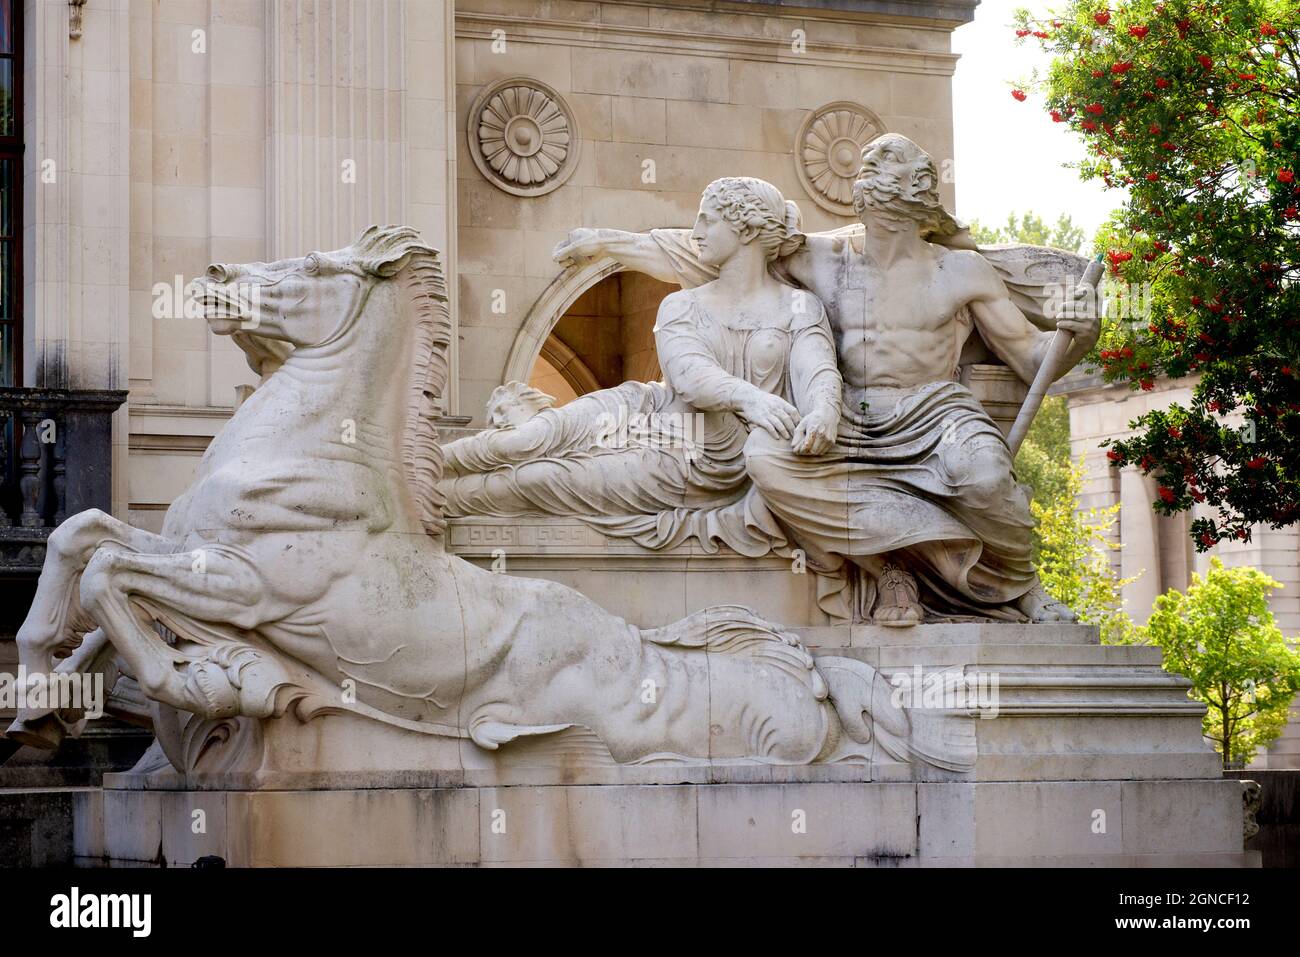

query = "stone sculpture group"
[7,134,1100,776]
[455,133,1099,625]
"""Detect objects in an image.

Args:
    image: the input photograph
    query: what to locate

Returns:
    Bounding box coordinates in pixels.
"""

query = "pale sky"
[951,0,1124,240]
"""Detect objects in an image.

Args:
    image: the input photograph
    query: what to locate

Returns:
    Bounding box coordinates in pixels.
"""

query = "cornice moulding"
[454,13,961,77]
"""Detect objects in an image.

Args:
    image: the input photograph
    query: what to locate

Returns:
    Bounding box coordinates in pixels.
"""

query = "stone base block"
[449,516,832,627]
[75,778,1257,867]
[0,787,87,867]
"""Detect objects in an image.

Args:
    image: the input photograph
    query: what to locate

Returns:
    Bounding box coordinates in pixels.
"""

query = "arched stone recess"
[501,255,626,388]
[539,336,602,397]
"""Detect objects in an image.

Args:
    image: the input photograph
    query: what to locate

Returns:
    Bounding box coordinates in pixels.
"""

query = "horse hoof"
[5,714,67,751]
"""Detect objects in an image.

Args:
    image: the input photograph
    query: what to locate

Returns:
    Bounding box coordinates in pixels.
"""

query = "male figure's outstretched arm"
[553,227,825,291]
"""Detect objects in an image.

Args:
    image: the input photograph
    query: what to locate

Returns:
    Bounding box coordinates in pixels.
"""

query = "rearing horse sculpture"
[7,226,973,773]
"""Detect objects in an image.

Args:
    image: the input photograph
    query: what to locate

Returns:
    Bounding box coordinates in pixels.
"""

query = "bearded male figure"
[554,134,1099,624]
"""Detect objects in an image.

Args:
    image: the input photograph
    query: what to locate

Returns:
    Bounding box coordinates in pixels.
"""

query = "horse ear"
[351,225,438,278]
[370,251,416,278]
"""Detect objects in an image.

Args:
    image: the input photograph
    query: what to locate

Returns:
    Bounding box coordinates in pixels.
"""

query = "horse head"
[202,226,438,356]
[200,226,453,537]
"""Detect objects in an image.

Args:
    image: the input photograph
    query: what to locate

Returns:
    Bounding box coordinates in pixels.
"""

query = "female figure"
[440,177,843,540]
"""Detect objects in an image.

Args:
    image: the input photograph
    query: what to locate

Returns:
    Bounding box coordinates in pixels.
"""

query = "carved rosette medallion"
[795,102,886,215]
[468,77,580,197]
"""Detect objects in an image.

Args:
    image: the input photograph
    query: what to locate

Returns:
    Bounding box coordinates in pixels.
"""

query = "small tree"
[1143,557,1300,767]
[1033,457,1140,642]
[1017,395,1075,558]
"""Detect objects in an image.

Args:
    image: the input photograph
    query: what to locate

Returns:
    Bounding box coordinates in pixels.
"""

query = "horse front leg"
[77,544,270,718]
[9,510,177,747]
[17,509,175,671]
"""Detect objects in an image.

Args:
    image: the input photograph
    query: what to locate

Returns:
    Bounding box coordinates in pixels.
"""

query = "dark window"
[0,0,19,386]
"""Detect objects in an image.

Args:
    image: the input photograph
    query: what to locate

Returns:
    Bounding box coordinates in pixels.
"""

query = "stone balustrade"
[0,389,126,575]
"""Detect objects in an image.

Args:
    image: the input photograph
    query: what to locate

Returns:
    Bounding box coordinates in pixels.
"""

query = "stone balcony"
[0,388,127,578]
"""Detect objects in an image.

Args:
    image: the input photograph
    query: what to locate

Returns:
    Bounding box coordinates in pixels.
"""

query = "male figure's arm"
[956,251,1099,386]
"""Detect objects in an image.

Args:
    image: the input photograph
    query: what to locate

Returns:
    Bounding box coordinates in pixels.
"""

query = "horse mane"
[352,225,453,539]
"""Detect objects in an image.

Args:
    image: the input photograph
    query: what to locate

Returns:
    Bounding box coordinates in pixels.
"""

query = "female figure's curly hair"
[699,177,806,261]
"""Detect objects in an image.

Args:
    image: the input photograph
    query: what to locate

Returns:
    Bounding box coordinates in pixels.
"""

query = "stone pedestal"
[75,776,1253,867]
[449,515,837,627]
[75,607,1257,866]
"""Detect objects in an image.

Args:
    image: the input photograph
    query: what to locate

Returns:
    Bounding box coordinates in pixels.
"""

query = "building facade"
[0,0,978,734]
[5,0,973,529]
[1062,372,1300,768]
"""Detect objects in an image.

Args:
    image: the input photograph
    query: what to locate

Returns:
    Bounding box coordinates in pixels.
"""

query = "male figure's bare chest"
[821,254,952,336]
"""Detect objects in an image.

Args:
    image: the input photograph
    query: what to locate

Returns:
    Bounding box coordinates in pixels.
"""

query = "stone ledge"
[449,516,1129,631]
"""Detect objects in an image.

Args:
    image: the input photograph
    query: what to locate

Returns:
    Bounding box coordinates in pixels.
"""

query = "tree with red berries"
[1014,0,1299,548]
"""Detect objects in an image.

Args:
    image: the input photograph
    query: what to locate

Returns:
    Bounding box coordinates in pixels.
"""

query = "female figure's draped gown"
[439,287,841,544]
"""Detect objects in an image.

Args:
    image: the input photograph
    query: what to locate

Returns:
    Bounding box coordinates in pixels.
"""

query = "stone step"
[797,621,1104,648]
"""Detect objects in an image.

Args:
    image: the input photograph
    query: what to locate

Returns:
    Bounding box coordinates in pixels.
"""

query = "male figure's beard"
[853,178,917,231]
[852,176,899,218]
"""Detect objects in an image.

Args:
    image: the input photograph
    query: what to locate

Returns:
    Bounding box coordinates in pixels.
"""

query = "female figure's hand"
[738,392,800,439]
[553,229,610,267]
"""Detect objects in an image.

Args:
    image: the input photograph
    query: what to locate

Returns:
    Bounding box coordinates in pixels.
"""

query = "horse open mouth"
[198,287,260,330]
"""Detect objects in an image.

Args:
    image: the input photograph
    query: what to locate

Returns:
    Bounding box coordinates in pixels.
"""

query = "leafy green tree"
[1016,394,1075,557]
[1142,558,1300,767]
[1032,457,1140,642]
[969,210,1090,252]
[1012,0,1300,550]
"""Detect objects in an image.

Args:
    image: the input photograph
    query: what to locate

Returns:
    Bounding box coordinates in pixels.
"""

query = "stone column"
[266,0,407,257]
[1119,465,1161,623]
[265,0,457,411]
[405,0,457,414]
[24,0,132,515]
